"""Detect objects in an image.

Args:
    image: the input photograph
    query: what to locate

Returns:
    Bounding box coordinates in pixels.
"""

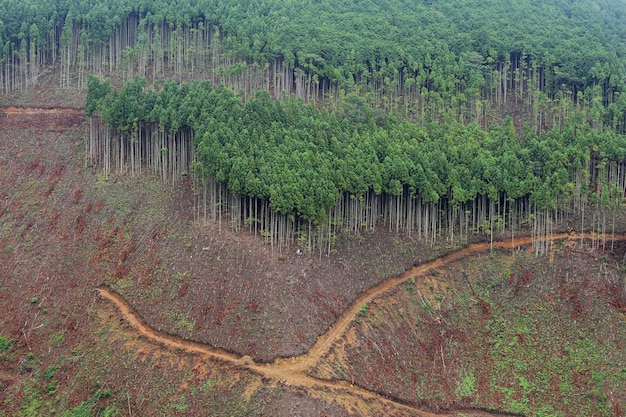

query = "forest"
[85,75,626,254]
[3,0,626,252]
[3,0,626,128]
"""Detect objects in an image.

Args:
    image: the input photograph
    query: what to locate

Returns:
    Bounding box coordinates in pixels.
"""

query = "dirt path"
[98,232,624,415]
[282,234,538,373]
[0,106,84,117]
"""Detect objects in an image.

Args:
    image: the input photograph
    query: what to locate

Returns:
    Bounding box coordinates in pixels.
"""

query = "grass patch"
[374,250,626,416]
[113,277,134,290]
[455,367,476,398]
[0,333,13,351]
[465,253,624,416]
[60,389,116,417]
[163,307,195,332]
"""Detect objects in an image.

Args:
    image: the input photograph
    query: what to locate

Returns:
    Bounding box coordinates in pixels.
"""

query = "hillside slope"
[0,108,441,415]
[1,108,625,416]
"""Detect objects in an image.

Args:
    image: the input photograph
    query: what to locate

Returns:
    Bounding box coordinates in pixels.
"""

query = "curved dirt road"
[97,232,624,415]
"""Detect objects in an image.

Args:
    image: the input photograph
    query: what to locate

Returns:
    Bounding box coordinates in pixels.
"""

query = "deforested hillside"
[1,110,625,416]
[2,1,626,416]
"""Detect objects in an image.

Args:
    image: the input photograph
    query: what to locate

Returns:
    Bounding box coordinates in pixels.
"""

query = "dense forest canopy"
[4,0,626,251]
[3,0,625,70]
[2,0,626,121]
[86,76,626,253]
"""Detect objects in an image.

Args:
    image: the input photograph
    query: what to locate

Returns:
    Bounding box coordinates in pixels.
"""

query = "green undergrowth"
[7,367,116,417]
[4,308,256,417]
[459,251,626,416]
[0,332,13,351]
[355,248,626,416]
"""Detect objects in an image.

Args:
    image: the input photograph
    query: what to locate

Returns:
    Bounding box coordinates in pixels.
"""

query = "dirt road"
[98,232,623,415]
